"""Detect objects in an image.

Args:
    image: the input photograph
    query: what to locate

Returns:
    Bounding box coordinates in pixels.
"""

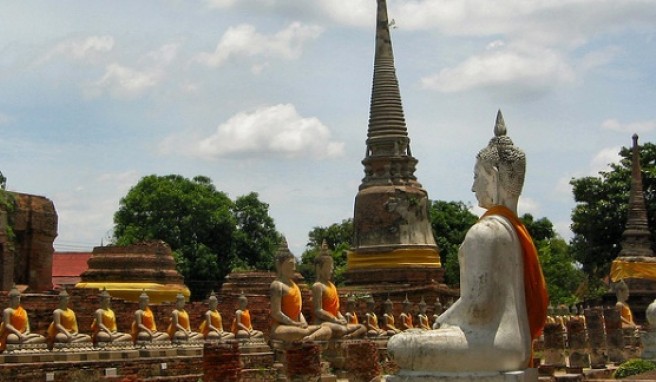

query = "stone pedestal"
[641,329,656,361]
[566,317,590,369]
[604,306,625,364]
[383,369,538,382]
[542,323,566,368]
[584,308,607,368]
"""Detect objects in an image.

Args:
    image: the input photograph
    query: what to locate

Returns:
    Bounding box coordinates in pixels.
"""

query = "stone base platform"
[384,369,538,382]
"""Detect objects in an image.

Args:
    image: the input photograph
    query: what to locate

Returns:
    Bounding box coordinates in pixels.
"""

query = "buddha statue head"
[614,280,630,303]
[99,288,111,309]
[434,297,443,316]
[347,294,356,311]
[238,290,248,310]
[8,284,20,308]
[274,237,296,280]
[366,296,375,311]
[139,290,150,310]
[418,296,427,314]
[175,293,186,310]
[402,295,412,313]
[58,288,70,309]
[314,240,334,282]
[384,297,394,313]
[474,110,526,211]
[208,291,218,310]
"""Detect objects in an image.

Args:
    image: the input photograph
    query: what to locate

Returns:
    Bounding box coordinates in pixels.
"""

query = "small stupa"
[76,241,190,303]
[345,0,441,286]
[609,134,656,323]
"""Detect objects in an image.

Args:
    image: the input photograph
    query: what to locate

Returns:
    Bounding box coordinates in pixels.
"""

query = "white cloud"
[37,35,114,64]
[518,196,540,216]
[601,118,656,134]
[194,22,323,68]
[180,104,344,160]
[421,42,575,96]
[87,43,180,99]
[589,146,621,175]
[0,112,10,125]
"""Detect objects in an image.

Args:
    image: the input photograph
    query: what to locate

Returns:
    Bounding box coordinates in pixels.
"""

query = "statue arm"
[3,309,22,337]
[312,283,339,324]
[135,311,152,335]
[53,310,71,338]
[172,311,188,333]
[205,311,218,332]
[235,310,250,331]
[95,309,112,334]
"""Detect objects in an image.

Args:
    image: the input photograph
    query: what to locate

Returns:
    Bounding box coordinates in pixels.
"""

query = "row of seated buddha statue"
[0,285,267,352]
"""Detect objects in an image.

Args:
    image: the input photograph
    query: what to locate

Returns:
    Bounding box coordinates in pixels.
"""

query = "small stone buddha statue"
[92,288,132,344]
[417,297,430,330]
[199,291,235,341]
[231,291,264,340]
[364,297,386,337]
[311,241,366,339]
[545,305,556,324]
[167,293,203,342]
[388,111,549,373]
[47,289,92,345]
[0,285,46,350]
[432,297,443,329]
[382,298,401,336]
[132,291,170,343]
[344,295,359,325]
[398,296,414,331]
[269,237,332,343]
[614,280,636,328]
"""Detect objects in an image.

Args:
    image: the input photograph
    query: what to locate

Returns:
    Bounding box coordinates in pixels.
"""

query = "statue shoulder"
[466,215,516,244]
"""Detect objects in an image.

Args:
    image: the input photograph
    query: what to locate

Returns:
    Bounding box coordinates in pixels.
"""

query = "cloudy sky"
[1,0,655,256]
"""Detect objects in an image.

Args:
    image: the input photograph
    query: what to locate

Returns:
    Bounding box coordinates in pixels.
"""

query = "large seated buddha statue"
[47,289,92,345]
[132,291,170,343]
[387,111,548,374]
[167,293,203,342]
[199,291,235,341]
[0,286,46,351]
[231,291,264,340]
[269,238,331,343]
[311,241,366,339]
[92,289,132,344]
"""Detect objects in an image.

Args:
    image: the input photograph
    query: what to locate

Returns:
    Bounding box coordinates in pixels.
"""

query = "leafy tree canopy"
[299,219,353,285]
[570,142,656,291]
[113,174,280,299]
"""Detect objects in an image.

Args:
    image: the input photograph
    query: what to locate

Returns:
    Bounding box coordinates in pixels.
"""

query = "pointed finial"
[140,289,149,300]
[494,109,507,138]
[58,288,69,298]
[403,294,410,304]
[9,284,20,298]
[419,296,426,307]
[100,287,110,299]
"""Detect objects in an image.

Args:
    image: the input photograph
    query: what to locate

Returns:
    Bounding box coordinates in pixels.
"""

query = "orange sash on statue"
[348,312,359,325]
[482,206,548,367]
[167,310,190,337]
[131,307,157,340]
[200,310,223,335]
[47,309,78,339]
[383,314,395,330]
[403,314,413,329]
[281,281,302,321]
[322,282,340,317]
[231,309,253,333]
[367,313,379,329]
[91,309,117,334]
[0,306,29,350]
[620,303,634,325]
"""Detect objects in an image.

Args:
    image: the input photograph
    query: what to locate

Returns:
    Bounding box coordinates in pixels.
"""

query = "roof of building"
[52,251,92,277]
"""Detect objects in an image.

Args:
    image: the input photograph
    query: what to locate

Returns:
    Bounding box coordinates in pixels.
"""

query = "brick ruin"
[0,192,57,292]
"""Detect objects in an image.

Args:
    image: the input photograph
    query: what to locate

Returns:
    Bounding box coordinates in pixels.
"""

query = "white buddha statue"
[387,111,548,374]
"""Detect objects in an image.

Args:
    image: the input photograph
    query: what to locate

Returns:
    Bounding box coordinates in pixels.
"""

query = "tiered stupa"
[76,241,190,303]
[609,134,656,323]
[345,0,442,287]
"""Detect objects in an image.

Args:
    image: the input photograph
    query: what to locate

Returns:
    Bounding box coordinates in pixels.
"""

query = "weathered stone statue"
[311,241,366,339]
[399,296,414,331]
[417,297,430,330]
[364,297,386,337]
[387,111,549,374]
[199,291,234,341]
[232,291,264,340]
[167,293,203,342]
[0,285,45,350]
[47,289,92,345]
[614,280,636,328]
[132,291,169,343]
[269,238,331,342]
[344,295,360,326]
[382,298,400,336]
[91,289,132,344]
[432,297,443,329]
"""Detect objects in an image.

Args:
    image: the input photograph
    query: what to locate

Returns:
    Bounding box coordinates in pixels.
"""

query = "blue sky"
[1,0,655,256]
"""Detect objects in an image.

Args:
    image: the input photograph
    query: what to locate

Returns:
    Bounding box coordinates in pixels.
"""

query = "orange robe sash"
[0,306,29,350]
[200,310,223,335]
[47,308,79,339]
[322,282,340,317]
[348,312,359,325]
[91,309,117,334]
[281,281,302,321]
[231,309,253,333]
[167,310,190,337]
[131,307,157,340]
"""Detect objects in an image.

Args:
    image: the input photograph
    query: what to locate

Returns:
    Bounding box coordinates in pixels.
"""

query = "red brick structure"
[0,192,57,292]
[52,251,91,288]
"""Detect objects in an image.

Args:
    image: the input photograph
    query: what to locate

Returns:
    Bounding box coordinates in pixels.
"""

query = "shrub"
[614,359,656,379]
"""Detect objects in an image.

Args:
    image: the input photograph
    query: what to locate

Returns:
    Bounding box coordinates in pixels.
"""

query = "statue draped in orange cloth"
[399,296,414,331]
[231,292,263,340]
[132,291,170,343]
[167,294,202,342]
[269,238,331,343]
[344,295,359,325]
[364,297,386,337]
[91,289,132,344]
[382,298,400,336]
[417,297,430,330]
[47,289,91,345]
[614,280,636,328]
[311,241,366,339]
[199,291,235,341]
[0,286,45,350]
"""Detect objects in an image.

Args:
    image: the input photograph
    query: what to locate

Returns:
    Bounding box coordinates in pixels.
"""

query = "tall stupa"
[345,0,442,286]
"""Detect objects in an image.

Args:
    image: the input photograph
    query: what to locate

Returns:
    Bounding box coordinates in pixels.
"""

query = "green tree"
[232,192,281,271]
[429,200,478,286]
[114,175,281,299]
[537,237,585,306]
[570,142,656,294]
[299,219,353,284]
[520,213,556,242]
